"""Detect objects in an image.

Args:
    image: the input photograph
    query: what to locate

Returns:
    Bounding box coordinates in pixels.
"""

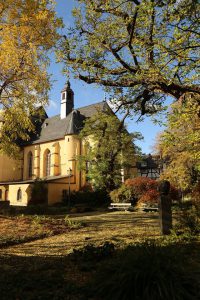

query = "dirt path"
[0,211,160,257]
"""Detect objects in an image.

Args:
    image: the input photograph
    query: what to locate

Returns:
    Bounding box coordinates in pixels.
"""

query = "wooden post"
[158,180,172,235]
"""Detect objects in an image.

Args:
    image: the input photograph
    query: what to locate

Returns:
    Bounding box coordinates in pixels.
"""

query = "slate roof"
[28,101,110,145]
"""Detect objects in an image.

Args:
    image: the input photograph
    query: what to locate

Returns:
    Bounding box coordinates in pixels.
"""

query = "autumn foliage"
[125,177,159,205]
[139,189,160,205]
[110,176,180,205]
[0,0,62,155]
[125,177,158,196]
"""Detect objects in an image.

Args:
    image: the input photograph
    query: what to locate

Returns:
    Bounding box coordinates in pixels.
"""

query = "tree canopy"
[78,110,142,191]
[0,0,62,156]
[60,0,200,116]
[156,94,200,190]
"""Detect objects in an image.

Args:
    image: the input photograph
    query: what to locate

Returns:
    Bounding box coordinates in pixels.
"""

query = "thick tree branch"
[148,2,155,64]
[67,56,127,75]
[78,74,141,86]
[78,74,200,99]
[108,45,137,73]
[127,8,139,66]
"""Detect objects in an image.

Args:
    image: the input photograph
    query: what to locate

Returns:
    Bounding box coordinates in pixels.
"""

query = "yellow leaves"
[157,94,200,189]
[0,0,62,156]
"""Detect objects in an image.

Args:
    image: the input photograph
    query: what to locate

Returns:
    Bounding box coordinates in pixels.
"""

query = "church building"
[0,82,115,206]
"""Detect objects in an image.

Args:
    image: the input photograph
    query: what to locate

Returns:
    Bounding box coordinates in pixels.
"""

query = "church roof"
[28,101,110,145]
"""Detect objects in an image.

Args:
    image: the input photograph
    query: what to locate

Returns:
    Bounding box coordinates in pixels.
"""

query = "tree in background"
[78,111,142,192]
[59,0,200,117]
[0,0,62,156]
[156,94,200,191]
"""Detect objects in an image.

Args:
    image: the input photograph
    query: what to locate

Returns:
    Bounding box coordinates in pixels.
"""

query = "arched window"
[0,189,2,199]
[44,149,51,177]
[17,188,22,201]
[27,151,33,179]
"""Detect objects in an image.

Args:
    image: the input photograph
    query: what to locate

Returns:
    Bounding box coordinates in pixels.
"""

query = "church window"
[44,149,51,177]
[27,151,33,179]
[17,188,22,201]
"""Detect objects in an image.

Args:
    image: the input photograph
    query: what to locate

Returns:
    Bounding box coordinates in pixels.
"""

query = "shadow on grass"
[0,254,85,300]
[0,241,200,300]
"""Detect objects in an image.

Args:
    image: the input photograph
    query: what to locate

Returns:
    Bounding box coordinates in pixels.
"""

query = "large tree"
[78,111,142,192]
[0,0,62,155]
[155,94,200,190]
[60,0,200,116]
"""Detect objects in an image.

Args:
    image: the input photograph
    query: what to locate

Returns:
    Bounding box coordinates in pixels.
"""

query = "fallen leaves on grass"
[0,215,84,248]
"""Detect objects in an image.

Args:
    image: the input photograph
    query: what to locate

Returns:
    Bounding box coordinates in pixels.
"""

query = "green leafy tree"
[0,0,62,156]
[79,111,142,191]
[59,0,200,116]
[156,94,200,190]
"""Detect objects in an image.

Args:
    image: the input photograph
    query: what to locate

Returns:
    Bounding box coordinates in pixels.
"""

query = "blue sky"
[47,0,168,154]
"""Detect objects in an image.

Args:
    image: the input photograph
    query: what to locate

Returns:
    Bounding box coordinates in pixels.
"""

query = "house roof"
[0,174,72,185]
[27,101,110,145]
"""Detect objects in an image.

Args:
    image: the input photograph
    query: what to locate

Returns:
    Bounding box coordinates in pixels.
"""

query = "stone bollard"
[158,180,172,235]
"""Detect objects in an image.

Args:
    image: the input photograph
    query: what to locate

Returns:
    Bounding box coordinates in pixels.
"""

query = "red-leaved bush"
[139,189,160,204]
[125,177,158,198]
[124,177,159,205]
[111,177,181,206]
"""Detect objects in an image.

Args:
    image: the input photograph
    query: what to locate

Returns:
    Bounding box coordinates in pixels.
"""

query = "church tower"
[60,81,74,119]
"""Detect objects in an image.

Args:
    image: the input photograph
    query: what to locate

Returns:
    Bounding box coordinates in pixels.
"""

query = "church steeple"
[60,81,74,119]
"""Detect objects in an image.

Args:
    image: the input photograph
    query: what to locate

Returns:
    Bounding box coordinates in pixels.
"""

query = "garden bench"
[142,207,158,212]
[109,203,132,211]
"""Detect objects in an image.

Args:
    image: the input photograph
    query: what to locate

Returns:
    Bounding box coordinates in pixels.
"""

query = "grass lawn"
[0,210,199,299]
[0,214,83,248]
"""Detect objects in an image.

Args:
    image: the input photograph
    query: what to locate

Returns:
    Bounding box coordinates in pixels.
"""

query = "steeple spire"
[60,80,74,119]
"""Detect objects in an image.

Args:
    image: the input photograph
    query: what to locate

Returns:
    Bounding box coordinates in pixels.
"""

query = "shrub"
[111,177,181,207]
[175,206,200,235]
[92,242,199,300]
[71,242,115,263]
[138,189,159,205]
[110,184,132,203]
[125,177,158,198]
[125,177,159,206]
[191,182,200,208]
[70,189,110,208]
[169,185,181,202]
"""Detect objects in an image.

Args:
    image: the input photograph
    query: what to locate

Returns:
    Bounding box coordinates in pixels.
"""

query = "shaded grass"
[90,242,200,300]
[0,240,199,300]
[0,211,199,299]
[0,215,84,248]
